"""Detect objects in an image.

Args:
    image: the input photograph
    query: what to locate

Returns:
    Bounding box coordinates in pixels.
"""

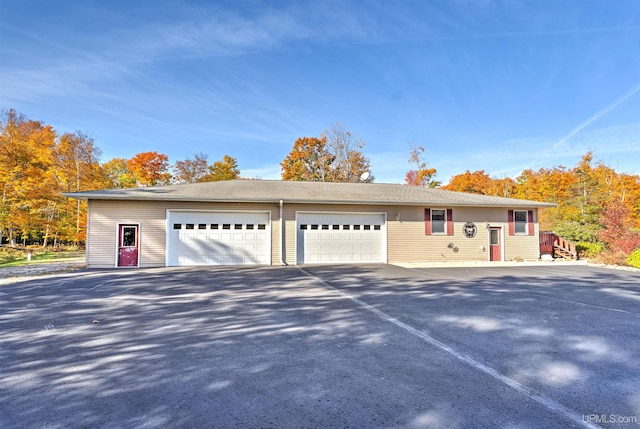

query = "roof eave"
[64,193,556,208]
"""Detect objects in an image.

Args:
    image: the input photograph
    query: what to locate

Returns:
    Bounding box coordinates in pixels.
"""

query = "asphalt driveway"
[1,264,639,428]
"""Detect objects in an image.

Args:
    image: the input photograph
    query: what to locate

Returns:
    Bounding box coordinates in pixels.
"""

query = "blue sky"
[2,0,640,183]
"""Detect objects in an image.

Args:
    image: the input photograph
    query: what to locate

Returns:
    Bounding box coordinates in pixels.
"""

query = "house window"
[514,210,528,234]
[508,209,534,236]
[425,208,453,235]
[431,209,446,234]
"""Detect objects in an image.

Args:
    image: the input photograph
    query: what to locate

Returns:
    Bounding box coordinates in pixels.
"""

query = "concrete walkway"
[393,258,588,269]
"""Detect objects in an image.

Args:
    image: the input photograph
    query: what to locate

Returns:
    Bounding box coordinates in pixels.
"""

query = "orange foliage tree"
[126,151,171,186]
[281,136,335,181]
[441,170,493,194]
[281,124,372,182]
[0,109,57,245]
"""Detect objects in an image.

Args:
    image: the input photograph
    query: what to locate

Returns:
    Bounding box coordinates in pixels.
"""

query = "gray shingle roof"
[65,180,555,208]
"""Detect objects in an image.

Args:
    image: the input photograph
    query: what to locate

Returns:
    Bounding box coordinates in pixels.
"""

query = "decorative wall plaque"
[463,222,477,238]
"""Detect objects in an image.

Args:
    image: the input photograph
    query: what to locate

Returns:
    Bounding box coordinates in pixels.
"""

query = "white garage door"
[296,212,386,264]
[167,211,270,266]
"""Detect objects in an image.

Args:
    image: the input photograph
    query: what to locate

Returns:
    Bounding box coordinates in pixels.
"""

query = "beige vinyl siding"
[385,206,540,262]
[87,200,280,268]
[388,206,488,263]
[503,209,540,261]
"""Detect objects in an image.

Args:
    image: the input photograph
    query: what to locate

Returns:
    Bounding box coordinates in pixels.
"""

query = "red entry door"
[118,224,139,267]
[489,227,502,261]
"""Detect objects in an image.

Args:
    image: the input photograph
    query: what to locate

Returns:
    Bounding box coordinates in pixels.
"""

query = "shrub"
[627,249,640,269]
[594,250,629,266]
[0,247,27,265]
[576,242,604,258]
[554,222,600,244]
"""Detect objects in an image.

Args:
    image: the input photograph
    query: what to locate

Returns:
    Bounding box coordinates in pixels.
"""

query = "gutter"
[279,200,288,266]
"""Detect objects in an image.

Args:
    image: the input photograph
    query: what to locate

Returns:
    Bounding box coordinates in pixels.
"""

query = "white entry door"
[167,211,270,266]
[296,212,386,264]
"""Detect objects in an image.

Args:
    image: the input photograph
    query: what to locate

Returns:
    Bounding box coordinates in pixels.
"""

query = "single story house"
[66,180,555,268]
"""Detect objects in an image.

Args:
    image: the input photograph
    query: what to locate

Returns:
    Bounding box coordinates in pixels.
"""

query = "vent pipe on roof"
[279,200,287,266]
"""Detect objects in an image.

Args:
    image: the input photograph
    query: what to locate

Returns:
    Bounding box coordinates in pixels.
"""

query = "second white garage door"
[167,211,270,266]
[296,212,386,264]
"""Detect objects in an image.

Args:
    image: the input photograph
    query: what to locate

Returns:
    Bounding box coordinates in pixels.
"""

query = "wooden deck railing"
[540,231,578,260]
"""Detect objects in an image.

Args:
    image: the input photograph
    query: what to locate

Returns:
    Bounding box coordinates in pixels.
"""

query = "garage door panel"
[297,213,385,264]
[168,211,270,266]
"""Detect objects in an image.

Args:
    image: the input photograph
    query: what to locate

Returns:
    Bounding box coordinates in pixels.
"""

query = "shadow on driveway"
[1,265,639,428]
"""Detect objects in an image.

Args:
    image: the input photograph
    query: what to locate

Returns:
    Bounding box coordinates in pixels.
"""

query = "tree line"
[439,152,640,264]
[0,109,240,246]
[2,108,639,266]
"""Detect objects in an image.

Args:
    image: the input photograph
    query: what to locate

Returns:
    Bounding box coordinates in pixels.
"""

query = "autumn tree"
[281,136,333,181]
[0,109,57,246]
[206,155,240,181]
[322,123,373,182]
[173,152,210,183]
[126,151,171,186]
[54,132,109,245]
[442,170,493,194]
[103,158,137,188]
[405,143,438,188]
[597,197,640,254]
[281,125,372,182]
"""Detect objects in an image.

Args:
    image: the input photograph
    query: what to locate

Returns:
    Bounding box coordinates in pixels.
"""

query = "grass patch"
[0,247,84,267]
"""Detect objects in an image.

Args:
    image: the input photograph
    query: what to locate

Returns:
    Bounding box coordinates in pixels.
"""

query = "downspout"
[279,199,288,266]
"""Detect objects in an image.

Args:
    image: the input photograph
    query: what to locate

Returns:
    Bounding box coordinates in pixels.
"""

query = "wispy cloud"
[524,80,640,170]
